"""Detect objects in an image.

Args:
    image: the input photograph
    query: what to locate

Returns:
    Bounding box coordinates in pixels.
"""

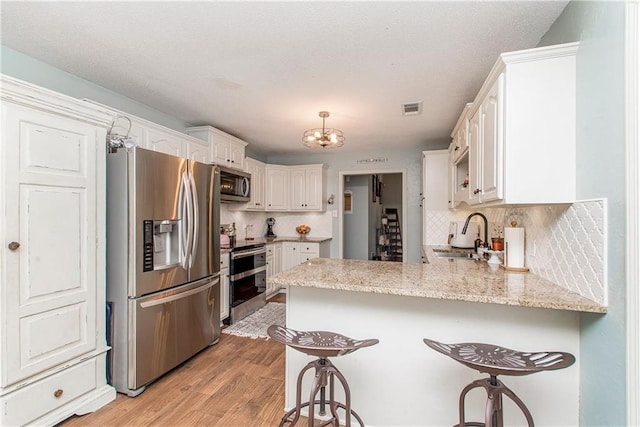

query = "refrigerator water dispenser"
[147,219,181,270]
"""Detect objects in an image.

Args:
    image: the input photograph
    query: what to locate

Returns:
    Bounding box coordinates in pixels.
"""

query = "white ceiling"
[0,1,568,156]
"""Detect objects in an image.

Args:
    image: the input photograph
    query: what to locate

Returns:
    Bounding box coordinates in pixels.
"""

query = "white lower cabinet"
[220,254,230,321]
[281,241,330,271]
[266,243,282,296]
[0,75,115,426]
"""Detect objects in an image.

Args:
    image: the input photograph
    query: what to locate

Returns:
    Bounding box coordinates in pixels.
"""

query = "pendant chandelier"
[302,111,345,148]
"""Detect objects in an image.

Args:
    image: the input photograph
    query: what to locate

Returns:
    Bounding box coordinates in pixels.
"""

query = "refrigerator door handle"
[189,171,199,269]
[139,276,219,308]
[180,172,193,270]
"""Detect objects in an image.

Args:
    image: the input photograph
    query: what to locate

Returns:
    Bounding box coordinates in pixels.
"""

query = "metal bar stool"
[268,325,379,427]
[423,338,575,427]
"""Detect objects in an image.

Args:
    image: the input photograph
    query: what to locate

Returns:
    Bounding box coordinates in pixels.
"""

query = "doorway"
[338,169,406,261]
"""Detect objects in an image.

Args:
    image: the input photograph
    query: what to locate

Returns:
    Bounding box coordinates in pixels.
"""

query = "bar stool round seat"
[269,325,379,427]
[423,338,575,427]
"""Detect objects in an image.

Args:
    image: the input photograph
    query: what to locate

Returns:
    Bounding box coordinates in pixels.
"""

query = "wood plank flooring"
[61,294,287,426]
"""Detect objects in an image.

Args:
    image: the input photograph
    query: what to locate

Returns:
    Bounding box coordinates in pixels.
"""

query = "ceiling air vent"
[402,101,422,116]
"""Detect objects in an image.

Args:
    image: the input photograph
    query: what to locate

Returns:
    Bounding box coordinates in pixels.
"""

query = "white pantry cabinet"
[289,165,326,211]
[186,125,247,170]
[265,165,289,211]
[0,75,116,426]
[451,42,578,207]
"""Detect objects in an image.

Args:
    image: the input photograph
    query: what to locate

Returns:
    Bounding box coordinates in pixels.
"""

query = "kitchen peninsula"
[270,255,605,426]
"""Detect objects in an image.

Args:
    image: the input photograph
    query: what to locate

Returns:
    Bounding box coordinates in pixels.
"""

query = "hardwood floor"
[61,294,287,426]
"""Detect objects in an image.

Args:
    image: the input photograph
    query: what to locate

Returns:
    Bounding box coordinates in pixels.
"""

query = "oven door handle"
[231,265,267,281]
[231,247,266,259]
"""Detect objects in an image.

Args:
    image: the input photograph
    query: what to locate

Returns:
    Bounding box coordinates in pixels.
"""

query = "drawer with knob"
[0,358,97,426]
[220,252,229,269]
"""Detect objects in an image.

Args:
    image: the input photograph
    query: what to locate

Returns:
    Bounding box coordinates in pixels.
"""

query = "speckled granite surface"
[270,249,606,314]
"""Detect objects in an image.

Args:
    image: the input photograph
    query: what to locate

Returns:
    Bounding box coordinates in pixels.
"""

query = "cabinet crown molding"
[469,41,580,118]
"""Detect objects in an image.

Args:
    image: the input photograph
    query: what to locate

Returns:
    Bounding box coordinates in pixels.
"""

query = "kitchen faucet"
[462,212,489,249]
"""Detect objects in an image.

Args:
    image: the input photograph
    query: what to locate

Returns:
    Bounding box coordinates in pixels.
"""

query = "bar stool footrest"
[280,399,365,427]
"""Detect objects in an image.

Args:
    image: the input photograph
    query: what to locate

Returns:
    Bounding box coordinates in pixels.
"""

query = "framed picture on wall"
[344,191,353,214]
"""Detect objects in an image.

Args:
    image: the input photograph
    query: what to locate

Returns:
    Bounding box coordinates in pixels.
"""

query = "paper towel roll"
[504,227,525,268]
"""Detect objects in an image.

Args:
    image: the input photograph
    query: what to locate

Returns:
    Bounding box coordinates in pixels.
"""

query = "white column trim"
[626,2,640,425]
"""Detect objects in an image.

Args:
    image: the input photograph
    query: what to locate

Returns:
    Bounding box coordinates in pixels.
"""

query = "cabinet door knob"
[473,188,482,195]
[8,241,20,251]
[454,146,460,151]
[54,389,64,398]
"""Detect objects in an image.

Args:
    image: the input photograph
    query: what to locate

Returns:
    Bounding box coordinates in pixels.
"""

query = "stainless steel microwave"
[218,165,250,202]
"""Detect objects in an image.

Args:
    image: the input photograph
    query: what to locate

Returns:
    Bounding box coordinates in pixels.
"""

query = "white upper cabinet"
[289,165,326,211]
[186,136,212,163]
[140,124,213,163]
[186,125,247,170]
[450,42,578,207]
[265,165,289,211]
[245,157,266,210]
[238,163,326,212]
[450,103,472,164]
[146,126,185,157]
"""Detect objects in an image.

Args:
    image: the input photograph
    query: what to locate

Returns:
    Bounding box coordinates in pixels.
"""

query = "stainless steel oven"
[229,243,266,323]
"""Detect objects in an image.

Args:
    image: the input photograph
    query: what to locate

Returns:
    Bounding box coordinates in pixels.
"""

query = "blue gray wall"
[343,175,371,260]
[539,2,626,425]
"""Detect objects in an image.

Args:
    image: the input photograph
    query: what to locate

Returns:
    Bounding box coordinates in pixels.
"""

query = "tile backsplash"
[220,205,333,239]
[425,199,607,305]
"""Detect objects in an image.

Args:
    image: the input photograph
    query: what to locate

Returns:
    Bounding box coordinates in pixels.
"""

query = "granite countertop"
[220,236,331,254]
[269,248,607,314]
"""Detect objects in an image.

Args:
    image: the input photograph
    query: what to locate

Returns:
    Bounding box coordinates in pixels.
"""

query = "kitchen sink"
[430,249,480,260]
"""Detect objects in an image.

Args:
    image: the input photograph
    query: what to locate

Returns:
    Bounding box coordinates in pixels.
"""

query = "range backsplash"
[425,199,607,305]
[220,205,333,240]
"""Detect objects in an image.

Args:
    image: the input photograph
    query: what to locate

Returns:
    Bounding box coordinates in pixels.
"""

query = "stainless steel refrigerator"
[106,147,220,396]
